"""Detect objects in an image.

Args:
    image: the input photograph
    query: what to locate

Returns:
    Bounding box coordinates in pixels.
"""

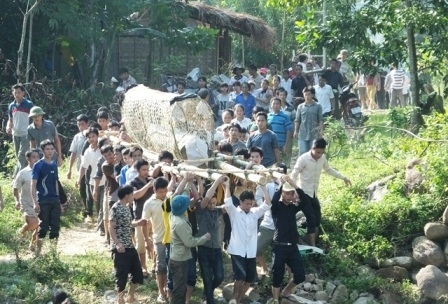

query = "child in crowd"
[13,149,41,251]
[109,185,149,304]
[231,104,251,130]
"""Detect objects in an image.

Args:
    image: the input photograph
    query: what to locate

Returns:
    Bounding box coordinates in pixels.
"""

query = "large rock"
[281,294,324,304]
[357,265,375,278]
[424,222,448,241]
[445,241,448,263]
[221,283,259,302]
[416,265,448,300]
[314,291,329,302]
[365,175,395,202]
[222,283,233,301]
[380,256,413,269]
[412,236,445,267]
[376,266,409,281]
[353,295,378,304]
[325,282,336,297]
[330,285,348,304]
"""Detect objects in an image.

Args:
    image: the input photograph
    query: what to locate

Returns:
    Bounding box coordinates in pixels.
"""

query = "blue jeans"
[299,139,313,155]
[198,246,224,304]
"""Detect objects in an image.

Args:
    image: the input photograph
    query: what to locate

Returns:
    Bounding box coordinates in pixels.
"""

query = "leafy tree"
[267,0,448,128]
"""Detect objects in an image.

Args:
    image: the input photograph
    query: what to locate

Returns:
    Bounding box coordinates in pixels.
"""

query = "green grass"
[1,109,447,303]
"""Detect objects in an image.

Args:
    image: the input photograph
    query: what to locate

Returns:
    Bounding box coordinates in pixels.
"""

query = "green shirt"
[169,214,207,261]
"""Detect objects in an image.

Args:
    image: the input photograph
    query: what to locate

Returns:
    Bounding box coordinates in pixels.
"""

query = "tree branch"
[349,125,448,143]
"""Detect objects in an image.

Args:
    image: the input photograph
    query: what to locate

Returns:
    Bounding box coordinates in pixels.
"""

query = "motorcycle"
[339,84,368,127]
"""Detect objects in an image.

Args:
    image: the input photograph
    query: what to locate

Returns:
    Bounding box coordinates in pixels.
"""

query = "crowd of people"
[5,52,364,304]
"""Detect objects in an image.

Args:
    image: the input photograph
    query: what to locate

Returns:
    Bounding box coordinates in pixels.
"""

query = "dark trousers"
[272,244,305,288]
[37,198,61,239]
[166,245,196,291]
[91,185,105,233]
[169,259,188,304]
[198,246,224,304]
[84,175,93,217]
[223,213,231,249]
[112,248,143,292]
[79,175,87,214]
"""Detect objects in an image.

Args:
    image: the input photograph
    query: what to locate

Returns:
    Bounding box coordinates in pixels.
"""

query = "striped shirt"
[268,111,293,147]
[8,99,33,137]
[391,69,405,89]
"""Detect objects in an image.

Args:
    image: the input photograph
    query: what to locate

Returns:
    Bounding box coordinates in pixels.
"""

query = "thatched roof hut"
[175,2,276,51]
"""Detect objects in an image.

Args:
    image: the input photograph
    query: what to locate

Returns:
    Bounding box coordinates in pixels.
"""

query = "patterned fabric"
[109,202,134,249]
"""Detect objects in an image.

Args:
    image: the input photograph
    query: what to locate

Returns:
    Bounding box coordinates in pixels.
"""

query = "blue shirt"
[235,93,256,118]
[32,159,59,202]
[8,99,33,137]
[119,165,130,186]
[246,129,279,167]
[268,111,293,147]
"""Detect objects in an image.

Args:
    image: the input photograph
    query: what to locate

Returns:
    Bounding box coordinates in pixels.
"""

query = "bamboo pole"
[162,165,224,181]
[216,160,266,185]
[216,152,285,179]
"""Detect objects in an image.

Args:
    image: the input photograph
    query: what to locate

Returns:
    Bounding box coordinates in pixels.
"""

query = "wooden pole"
[162,165,224,181]
[216,152,285,179]
[216,160,266,185]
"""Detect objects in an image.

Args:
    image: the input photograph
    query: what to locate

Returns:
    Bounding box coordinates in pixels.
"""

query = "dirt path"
[57,221,110,256]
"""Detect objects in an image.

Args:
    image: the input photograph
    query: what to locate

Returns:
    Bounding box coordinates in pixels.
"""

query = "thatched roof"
[175,2,276,51]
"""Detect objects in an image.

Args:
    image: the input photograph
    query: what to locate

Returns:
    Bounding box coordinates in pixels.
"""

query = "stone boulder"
[222,283,259,302]
[376,266,409,281]
[330,284,348,304]
[353,294,378,304]
[412,236,445,267]
[380,256,413,269]
[416,265,448,300]
[365,175,395,202]
[424,222,448,241]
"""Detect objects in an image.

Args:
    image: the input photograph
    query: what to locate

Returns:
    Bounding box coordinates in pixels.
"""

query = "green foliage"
[319,111,448,264]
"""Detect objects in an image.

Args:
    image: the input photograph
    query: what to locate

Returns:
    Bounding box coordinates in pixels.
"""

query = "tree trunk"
[16,0,40,82]
[17,0,31,81]
[25,11,34,83]
[406,0,422,130]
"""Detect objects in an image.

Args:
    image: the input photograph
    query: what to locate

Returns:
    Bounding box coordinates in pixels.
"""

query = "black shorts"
[112,248,143,292]
[231,254,256,283]
[299,194,321,234]
[272,244,305,288]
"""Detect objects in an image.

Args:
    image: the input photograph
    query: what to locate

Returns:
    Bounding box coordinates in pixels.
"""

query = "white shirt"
[280,78,293,104]
[229,75,248,86]
[81,147,105,186]
[13,166,33,207]
[69,132,87,171]
[231,117,252,130]
[216,93,230,115]
[290,151,345,197]
[142,194,166,243]
[224,197,269,258]
[314,84,334,114]
[256,181,279,230]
